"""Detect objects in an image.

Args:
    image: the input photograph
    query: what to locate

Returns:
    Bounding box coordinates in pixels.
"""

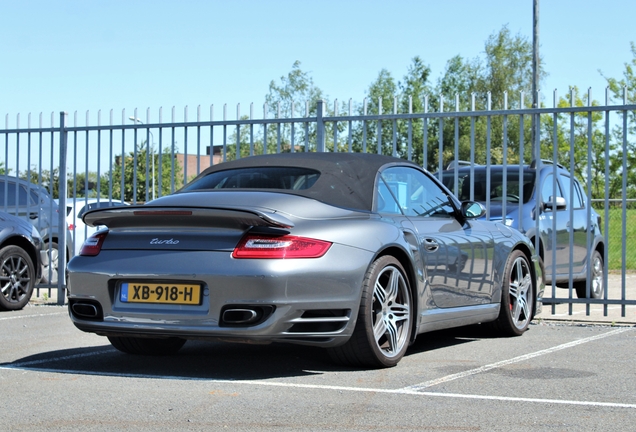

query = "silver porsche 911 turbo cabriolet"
[67,152,543,368]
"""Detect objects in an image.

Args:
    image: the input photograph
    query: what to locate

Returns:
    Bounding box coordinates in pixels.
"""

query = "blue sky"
[1,0,634,126]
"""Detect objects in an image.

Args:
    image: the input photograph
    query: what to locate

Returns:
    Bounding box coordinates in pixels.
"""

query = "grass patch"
[603,208,636,270]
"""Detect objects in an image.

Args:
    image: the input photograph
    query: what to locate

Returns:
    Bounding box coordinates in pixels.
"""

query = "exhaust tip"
[220,305,274,327]
[222,309,259,325]
[69,300,103,321]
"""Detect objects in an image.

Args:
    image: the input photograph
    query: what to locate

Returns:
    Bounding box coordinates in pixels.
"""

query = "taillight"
[79,232,108,256]
[232,234,332,259]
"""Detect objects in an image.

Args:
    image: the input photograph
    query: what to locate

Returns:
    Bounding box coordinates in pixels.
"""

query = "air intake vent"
[287,309,351,334]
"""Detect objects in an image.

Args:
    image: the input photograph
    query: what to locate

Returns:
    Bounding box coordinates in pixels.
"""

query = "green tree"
[20,168,59,198]
[540,87,621,202]
[601,41,636,200]
[21,168,120,200]
[397,57,434,165]
[432,54,482,171]
[67,171,101,198]
[474,26,539,109]
[351,68,399,156]
[350,26,544,171]
[102,142,183,203]
[453,26,543,167]
[264,60,331,153]
[224,115,266,161]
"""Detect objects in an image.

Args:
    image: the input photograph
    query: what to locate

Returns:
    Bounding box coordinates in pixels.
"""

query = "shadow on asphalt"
[2,323,512,380]
[406,323,511,354]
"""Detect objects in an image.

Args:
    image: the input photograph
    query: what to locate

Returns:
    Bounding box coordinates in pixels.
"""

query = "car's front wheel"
[108,336,186,355]
[491,250,534,336]
[0,245,36,311]
[328,256,412,368]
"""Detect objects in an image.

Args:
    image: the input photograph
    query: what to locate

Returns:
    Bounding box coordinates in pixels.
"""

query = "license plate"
[120,282,201,305]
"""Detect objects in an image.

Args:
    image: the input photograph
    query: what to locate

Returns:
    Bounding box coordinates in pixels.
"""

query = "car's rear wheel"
[328,256,412,368]
[0,245,36,311]
[575,250,604,299]
[491,250,534,336]
[107,336,186,355]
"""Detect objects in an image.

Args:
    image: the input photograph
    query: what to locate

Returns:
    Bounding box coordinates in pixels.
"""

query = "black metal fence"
[2,93,635,317]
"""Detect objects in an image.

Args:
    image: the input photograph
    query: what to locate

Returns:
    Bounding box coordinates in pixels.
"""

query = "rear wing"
[83,206,295,230]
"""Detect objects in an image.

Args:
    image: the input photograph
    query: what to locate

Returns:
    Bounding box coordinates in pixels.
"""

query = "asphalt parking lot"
[1,304,635,431]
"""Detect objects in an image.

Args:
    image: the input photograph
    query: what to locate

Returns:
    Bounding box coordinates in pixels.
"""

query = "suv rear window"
[183,167,320,191]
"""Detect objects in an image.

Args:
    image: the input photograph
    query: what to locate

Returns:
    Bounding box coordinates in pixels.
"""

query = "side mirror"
[461,201,486,219]
[543,196,567,211]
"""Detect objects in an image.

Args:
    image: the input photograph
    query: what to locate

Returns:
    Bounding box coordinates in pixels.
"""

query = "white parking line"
[1,327,634,410]
[2,364,635,410]
[0,312,66,321]
[406,327,632,391]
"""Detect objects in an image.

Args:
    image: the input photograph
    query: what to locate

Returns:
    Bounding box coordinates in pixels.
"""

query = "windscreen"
[443,170,536,204]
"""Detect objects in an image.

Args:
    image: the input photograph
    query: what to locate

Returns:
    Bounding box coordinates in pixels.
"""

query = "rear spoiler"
[83,206,295,230]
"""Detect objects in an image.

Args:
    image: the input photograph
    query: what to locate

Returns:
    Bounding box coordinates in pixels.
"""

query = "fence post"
[316,100,325,152]
[57,111,68,305]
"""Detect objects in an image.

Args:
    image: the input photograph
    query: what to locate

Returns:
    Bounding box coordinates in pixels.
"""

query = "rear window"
[183,167,320,191]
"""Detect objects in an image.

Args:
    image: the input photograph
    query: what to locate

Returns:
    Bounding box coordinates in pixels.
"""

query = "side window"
[0,181,9,205]
[29,189,40,205]
[572,180,585,209]
[541,174,563,204]
[378,166,455,218]
[0,182,32,206]
[559,174,574,209]
[377,180,402,214]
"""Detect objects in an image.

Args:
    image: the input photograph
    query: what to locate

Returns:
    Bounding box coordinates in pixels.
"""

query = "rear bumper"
[67,246,372,347]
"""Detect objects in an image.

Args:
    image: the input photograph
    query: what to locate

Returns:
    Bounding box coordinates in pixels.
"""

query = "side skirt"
[416,303,500,335]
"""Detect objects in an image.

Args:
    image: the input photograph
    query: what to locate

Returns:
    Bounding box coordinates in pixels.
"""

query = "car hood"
[0,211,38,235]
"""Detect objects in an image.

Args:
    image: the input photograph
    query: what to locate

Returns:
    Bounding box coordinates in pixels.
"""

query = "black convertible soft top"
[181,152,418,212]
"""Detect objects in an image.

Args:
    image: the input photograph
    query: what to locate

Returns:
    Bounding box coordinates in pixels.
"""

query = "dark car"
[67,152,543,368]
[0,175,74,284]
[441,160,605,299]
[0,211,43,310]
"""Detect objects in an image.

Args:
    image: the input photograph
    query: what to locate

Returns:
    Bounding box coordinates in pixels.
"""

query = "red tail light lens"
[79,232,108,256]
[232,235,332,259]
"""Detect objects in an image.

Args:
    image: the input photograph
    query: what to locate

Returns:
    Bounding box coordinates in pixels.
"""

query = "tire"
[41,241,59,285]
[328,256,412,368]
[491,250,534,336]
[108,336,186,355]
[575,250,604,299]
[0,245,36,311]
